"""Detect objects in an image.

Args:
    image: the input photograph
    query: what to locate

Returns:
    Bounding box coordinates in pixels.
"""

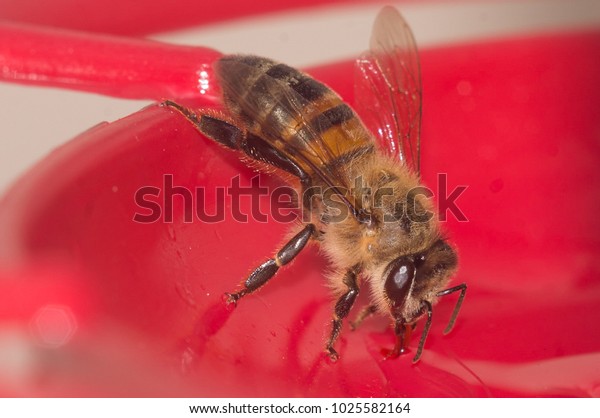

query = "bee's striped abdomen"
[216,55,374,173]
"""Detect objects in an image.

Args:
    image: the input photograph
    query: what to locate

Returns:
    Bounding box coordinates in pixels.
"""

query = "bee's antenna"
[412,300,432,363]
[436,283,467,334]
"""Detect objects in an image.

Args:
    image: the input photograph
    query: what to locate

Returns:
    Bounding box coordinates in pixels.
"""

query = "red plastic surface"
[0,21,599,397]
[0,22,221,100]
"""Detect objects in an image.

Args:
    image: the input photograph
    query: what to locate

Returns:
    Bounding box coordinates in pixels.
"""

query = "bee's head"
[384,238,457,321]
[381,238,459,360]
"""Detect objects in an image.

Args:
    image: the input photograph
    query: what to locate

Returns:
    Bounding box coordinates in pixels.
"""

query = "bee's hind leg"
[226,224,315,305]
[162,100,310,182]
[325,267,360,361]
[162,100,242,149]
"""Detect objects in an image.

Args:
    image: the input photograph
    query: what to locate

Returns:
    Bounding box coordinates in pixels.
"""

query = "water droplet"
[457,80,473,96]
[30,305,77,348]
[489,178,504,193]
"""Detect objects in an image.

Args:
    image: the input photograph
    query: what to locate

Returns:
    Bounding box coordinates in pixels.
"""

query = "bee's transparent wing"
[354,6,422,175]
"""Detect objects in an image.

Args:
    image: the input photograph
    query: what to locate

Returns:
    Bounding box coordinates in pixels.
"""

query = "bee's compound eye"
[385,259,415,309]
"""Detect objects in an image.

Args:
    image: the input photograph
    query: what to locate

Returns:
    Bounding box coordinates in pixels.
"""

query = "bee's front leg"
[388,300,432,363]
[325,267,360,361]
[226,224,315,305]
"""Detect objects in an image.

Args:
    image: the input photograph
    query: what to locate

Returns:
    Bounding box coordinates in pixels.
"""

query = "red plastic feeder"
[0,10,599,397]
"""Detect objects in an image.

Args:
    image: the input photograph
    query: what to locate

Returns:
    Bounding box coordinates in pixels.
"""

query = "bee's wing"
[354,6,422,175]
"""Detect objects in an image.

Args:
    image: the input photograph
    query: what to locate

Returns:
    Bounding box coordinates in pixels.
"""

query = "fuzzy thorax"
[319,153,440,272]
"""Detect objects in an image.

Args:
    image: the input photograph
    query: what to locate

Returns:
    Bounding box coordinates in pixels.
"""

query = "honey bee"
[164,6,466,362]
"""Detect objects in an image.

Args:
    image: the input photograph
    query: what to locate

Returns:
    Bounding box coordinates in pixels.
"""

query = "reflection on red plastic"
[0,20,599,396]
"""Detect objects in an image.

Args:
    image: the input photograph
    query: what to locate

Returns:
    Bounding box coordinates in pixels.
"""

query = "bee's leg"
[386,301,433,362]
[325,268,360,361]
[349,304,377,330]
[411,301,433,363]
[162,100,309,182]
[163,100,216,136]
[226,224,315,305]
[436,283,467,334]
